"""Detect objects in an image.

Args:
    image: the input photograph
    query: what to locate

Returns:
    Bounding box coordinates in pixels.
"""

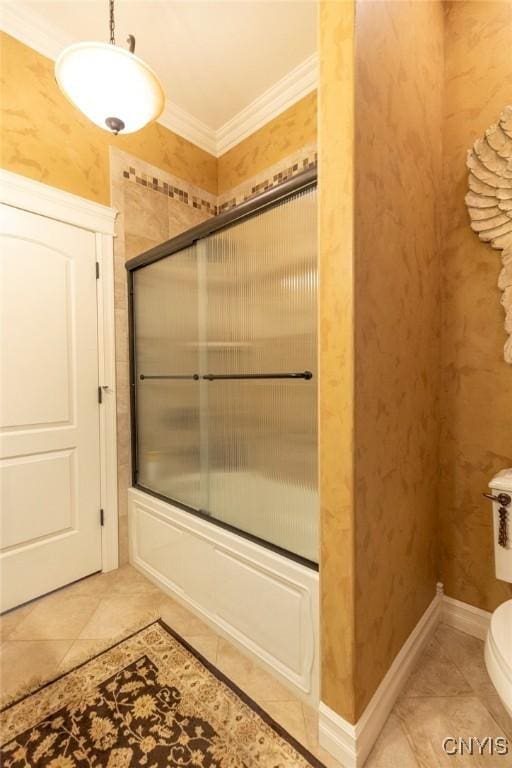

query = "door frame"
[0,169,119,572]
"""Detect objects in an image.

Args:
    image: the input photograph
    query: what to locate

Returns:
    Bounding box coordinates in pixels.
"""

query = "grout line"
[394,715,423,768]
[393,710,429,768]
[399,692,481,700]
[434,628,495,707]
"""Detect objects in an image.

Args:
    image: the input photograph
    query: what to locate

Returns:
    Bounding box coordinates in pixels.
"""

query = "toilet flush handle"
[483,492,511,507]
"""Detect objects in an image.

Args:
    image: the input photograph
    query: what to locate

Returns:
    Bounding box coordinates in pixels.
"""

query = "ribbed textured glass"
[132,186,318,562]
[204,187,318,561]
[133,246,201,509]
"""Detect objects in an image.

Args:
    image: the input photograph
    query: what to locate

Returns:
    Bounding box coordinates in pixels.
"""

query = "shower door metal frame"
[126,168,318,569]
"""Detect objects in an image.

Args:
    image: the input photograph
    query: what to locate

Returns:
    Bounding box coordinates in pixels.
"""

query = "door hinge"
[100,509,104,526]
[96,262,100,279]
[98,386,103,404]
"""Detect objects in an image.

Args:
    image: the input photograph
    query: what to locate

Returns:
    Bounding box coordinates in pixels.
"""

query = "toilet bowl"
[484,469,512,718]
[485,599,512,718]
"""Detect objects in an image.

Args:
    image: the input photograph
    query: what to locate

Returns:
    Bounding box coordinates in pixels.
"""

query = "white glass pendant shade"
[55,42,165,134]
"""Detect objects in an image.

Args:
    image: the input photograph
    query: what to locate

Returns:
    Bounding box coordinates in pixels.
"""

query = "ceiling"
[15,0,317,145]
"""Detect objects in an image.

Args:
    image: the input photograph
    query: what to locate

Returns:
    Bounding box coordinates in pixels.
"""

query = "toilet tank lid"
[489,469,512,493]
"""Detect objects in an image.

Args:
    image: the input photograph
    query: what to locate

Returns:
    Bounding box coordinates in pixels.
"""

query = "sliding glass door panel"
[206,378,317,561]
[204,186,318,561]
[133,246,202,509]
[135,380,201,509]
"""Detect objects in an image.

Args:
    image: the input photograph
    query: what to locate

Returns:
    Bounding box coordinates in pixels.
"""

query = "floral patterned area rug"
[0,619,324,768]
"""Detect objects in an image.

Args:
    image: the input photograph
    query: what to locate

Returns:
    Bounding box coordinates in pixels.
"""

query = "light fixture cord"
[109,0,115,45]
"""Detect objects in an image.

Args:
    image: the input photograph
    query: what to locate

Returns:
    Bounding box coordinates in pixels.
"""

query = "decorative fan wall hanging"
[465,106,512,364]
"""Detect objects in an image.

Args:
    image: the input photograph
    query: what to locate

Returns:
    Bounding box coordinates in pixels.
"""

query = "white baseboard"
[441,594,491,641]
[319,585,443,768]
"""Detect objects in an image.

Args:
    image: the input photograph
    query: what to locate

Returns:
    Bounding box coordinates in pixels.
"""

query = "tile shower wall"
[217,145,317,213]
[111,141,318,563]
[110,149,217,562]
[440,0,512,612]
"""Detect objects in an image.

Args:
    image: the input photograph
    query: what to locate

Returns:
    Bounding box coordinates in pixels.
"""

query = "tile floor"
[1,565,511,767]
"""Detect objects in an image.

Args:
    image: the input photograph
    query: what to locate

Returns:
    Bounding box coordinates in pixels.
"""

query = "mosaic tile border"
[122,167,217,215]
[217,152,318,214]
[122,150,317,218]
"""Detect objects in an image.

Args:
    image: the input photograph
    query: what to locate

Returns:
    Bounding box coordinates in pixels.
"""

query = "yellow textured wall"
[319,0,357,724]
[217,91,317,195]
[320,0,444,723]
[353,0,444,715]
[0,33,218,203]
[440,1,512,612]
[320,0,512,720]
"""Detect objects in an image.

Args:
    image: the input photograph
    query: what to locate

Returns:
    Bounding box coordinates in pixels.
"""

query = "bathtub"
[128,485,319,704]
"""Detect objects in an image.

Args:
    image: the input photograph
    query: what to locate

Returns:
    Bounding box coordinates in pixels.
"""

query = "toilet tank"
[488,469,512,583]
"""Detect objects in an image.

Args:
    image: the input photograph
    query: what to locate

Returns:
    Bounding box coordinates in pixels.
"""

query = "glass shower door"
[133,245,203,510]
[131,183,318,563]
[203,187,318,562]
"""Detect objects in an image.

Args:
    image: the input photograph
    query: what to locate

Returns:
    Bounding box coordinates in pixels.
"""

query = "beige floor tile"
[9,593,101,641]
[243,665,297,704]
[476,690,512,741]
[215,637,255,688]
[78,594,159,639]
[304,742,346,768]
[396,695,509,767]
[10,563,509,768]
[366,713,419,768]
[53,570,116,599]
[160,597,214,637]
[303,703,319,744]
[435,625,512,740]
[58,638,111,671]
[106,564,162,595]
[264,700,308,745]
[0,640,73,701]
[402,637,473,698]
[436,624,493,693]
[301,704,348,768]
[0,602,36,642]
[182,633,219,665]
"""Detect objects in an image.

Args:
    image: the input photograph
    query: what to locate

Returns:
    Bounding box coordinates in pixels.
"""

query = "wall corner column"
[319,0,357,725]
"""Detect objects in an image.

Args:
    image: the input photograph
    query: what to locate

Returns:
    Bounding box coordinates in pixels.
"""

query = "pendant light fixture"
[55,0,164,135]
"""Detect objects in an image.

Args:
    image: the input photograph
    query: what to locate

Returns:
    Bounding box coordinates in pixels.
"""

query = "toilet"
[484,469,512,718]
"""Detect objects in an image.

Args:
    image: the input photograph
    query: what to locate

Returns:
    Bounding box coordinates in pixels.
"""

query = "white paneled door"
[0,203,103,611]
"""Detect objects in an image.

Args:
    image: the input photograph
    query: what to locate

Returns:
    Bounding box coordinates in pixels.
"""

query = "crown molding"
[0,2,318,158]
[158,102,217,156]
[0,1,72,60]
[216,53,318,156]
